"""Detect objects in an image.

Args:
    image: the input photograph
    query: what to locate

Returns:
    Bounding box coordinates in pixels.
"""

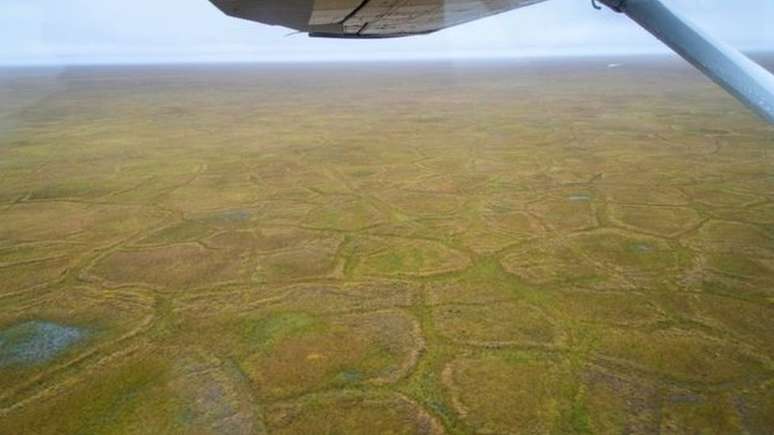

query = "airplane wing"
[209,0,774,123]
[209,0,548,38]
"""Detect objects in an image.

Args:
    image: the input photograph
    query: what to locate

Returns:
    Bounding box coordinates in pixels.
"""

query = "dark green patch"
[241,312,321,352]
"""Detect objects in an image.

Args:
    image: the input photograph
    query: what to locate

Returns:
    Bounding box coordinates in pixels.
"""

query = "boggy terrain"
[0,57,773,434]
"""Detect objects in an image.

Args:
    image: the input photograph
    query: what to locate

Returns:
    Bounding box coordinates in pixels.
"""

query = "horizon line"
[3,47,773,69]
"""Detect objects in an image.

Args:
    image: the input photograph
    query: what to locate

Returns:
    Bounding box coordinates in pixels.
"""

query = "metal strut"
[597,0,774,124]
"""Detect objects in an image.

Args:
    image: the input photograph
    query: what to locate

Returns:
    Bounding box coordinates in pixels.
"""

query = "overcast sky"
[1,0,773,65]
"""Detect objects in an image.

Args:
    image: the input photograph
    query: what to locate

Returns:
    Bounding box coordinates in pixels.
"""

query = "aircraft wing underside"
[209,0,774,123]
[209,0,548,38]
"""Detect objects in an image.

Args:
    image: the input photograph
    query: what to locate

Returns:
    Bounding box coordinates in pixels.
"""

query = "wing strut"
[598,0,774,123]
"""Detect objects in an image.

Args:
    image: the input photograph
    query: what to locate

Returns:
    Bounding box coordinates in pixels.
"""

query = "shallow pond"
[0,321,84,368]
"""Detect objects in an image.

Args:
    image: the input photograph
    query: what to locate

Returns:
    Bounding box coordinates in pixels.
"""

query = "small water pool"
[0,321,84,368]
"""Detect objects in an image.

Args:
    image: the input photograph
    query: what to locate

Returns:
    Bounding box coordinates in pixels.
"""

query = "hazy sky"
[1,0,773,65]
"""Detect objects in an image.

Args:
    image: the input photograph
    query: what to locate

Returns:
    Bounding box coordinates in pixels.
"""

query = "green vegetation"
[0,58,772,433]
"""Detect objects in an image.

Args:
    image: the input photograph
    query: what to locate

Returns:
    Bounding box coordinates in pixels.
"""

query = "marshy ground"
[0,56,773,434]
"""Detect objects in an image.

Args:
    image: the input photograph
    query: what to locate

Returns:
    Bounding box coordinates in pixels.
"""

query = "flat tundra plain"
[0,57,773,434]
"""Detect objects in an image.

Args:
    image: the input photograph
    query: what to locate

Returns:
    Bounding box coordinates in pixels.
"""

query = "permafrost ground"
[0,57,773,433]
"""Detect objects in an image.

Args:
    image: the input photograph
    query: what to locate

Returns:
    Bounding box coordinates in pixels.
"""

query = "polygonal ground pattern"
[234,310,423,400]
[1,62,773,434]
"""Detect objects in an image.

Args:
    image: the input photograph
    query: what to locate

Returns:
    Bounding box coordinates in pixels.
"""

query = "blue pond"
[629,242,654,253]
[208,209,252,223]
[567,193,592,202]
[336,369,363,383]
[0,321,84,368]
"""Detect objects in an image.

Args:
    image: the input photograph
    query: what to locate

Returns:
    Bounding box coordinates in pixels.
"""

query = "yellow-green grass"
[1,57,773,433]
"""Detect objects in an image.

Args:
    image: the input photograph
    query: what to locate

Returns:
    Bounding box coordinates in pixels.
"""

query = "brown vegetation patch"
[581,367,660,434]
[354,237,470,278]
[593,328,764,384]
[601,185,689,206]
[426,281,514,306]
[0,350,173,434]
[684,252,774,298]
[405,174,461,194]
[433,302,560,346]
[369,218,468,241]
[609,205,702,237]
[254,237,341,282]
[0,257,70,294]
[163,175,259,213]
[737,383,774,434]
[710,203,774,225]
[0,202,164,244]
[205,230,260,251]
[688,295,774,355]
[257,200,317,225]
[454,212,543,254]
[272,281,416,314]
[486,211,544,236]
[569,229,692,287]
[684,220,773,257]
[683,186,759,208]
[266,391,443,435]
[136,220,215,245]
[378,190,464,218]
[168,349,263,434]
[660,391,743,434]
[0,242,82,267]
[548,290,665,326]
[501,241,631,290]
[454,227,515,254]
[304,198,385,231]
[444,352,576,434]
[252,227,320,252]
[90,243,253,290]
[528,197,597,233]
